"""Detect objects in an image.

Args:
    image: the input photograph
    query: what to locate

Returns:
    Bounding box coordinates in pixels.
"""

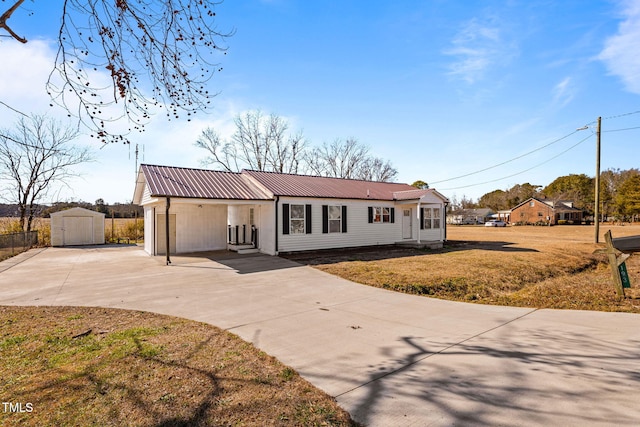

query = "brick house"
[510,198,583,225]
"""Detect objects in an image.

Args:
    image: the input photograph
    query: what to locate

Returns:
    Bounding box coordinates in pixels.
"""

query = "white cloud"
[598,0,640,94]
[551,77,574,108]
[444,17,512,84]
[0,39,57,117]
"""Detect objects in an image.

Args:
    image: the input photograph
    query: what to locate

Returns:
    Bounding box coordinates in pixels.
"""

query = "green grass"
[0,306,358,427]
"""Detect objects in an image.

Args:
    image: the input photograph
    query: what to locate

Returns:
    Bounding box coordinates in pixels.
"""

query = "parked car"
[484,220,507,227]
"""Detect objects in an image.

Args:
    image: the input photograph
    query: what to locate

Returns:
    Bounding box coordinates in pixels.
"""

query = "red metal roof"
[139,165,448,202]
[141,164,272,200]
[244,170,418,200]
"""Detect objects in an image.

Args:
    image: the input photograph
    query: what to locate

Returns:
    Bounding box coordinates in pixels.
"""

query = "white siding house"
[133,164,449,257]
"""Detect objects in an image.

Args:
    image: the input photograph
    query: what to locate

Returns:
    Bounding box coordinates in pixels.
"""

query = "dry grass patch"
[286,225,640,312]
[0,306,356,427]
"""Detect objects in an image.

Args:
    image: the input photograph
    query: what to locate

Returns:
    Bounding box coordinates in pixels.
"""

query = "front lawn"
[285,225,640,312]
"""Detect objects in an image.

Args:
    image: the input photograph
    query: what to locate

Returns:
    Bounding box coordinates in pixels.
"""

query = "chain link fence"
[0,231,39,260]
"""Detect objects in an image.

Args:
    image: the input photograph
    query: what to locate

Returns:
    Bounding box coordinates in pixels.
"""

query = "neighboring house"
[495,210,512,223]
[133,164,450,256]
[447,208,494,225]
[510,198,583,225]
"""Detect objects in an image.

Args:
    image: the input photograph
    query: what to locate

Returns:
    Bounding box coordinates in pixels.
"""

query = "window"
[421,207,441,230]
[323,205,347,233]
[283,203,311,235]
[290,204,305,234]
[433,208,441,229]
[249,208,255,226]
[328,206,341,233]
[530,201,535,207]
[370,207,393,223]
[423,208,432,229]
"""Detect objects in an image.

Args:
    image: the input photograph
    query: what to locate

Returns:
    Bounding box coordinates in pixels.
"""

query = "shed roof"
[140,164,272,200]
[50,207,105,217]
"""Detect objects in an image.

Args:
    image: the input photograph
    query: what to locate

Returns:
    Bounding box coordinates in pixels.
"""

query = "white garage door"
[63,217,94,246]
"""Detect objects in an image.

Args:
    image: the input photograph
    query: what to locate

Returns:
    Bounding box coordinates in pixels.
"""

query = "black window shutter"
[322,205,328,234]
[368,207,373,223]
[305,204,312,234]
[282,203,290,235]
[341,205,348,233]
[390,207,395,223]
[420,208,424,230]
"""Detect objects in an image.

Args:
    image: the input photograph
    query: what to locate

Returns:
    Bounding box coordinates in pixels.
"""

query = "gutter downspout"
[443,202,449,242]
[165,197,171,265]
[274,196,279,254]
[417,202,421,244]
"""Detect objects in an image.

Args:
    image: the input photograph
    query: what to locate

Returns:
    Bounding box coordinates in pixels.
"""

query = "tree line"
[450,169,640,221]
[194,110,398,182]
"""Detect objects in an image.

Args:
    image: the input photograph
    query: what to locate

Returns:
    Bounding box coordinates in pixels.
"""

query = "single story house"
[447,208,494,225]
[133,164,449,257]
[510,197,583,225]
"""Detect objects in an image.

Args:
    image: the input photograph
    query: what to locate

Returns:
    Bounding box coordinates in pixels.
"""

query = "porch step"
[237,248,260,255]
[228,244,256,252]
[395,240,444,250]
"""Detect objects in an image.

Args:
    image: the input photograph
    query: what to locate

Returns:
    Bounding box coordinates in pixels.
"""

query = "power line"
[430,130,579,185]
[433,111,640,189]
[603,126,640,133]
[440,133,594,191]
[584,109,640,126]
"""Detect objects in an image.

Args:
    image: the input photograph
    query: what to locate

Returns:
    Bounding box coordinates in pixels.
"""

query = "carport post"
[165,197,171,265]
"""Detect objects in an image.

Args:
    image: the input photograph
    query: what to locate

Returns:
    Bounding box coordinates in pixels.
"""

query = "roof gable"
[511,197,582,212]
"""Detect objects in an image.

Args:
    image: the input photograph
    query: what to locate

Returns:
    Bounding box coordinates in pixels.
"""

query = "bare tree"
[306,138,398,182]
[0,115,92,232]
[195,110,307,173]
[1,0,232,143]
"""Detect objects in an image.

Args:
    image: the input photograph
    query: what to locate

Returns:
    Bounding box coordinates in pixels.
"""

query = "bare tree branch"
[196,110,307,174]
[306,138,397,182]
[0,0,27,43]
[0,115,92,232]
[0,1,233,144]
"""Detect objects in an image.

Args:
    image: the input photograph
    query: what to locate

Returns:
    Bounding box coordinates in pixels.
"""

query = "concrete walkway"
[1,246,640,426]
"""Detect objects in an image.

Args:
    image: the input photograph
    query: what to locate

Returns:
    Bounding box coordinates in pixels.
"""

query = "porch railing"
[228,225,257,247]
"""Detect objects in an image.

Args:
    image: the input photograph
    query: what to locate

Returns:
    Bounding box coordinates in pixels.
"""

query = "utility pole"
[595,117,601,243]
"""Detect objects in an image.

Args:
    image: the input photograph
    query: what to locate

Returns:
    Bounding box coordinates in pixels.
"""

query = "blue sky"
[1,0,639,204]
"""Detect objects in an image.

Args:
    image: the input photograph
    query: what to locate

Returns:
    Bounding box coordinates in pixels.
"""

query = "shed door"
[63,217,93,246]
[156,214,176,255]
[402,209,412,239]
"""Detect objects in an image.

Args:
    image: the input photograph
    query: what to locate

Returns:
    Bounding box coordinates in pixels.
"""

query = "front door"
[402,209,412,239]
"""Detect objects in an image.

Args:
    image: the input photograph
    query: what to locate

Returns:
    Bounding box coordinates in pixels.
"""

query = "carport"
[50,207,105,246]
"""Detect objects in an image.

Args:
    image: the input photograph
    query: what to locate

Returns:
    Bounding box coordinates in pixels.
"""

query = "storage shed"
[50,207,105,246]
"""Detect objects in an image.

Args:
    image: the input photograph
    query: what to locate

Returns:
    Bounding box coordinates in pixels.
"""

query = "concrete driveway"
[2,246,640,426]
